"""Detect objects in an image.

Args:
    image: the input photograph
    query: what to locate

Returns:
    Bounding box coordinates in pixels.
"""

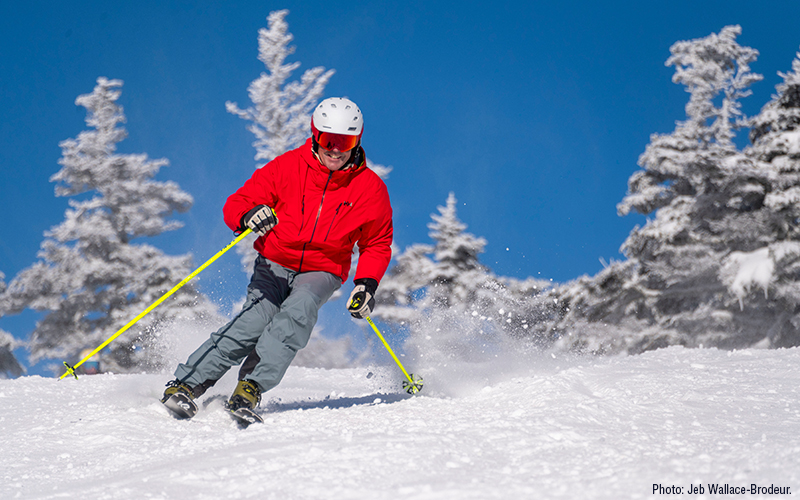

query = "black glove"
[347,278,378,319]
[241,205,278,236]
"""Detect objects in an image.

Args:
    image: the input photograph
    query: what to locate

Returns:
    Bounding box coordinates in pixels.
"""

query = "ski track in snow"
[2,346,799,499]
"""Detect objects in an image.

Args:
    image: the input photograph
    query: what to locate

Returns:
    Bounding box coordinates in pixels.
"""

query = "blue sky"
[3,1,800,372]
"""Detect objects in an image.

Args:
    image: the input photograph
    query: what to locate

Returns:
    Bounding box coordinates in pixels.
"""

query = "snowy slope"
[2,346,799,499]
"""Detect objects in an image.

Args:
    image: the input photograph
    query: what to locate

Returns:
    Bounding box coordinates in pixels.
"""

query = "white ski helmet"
[311,97,364,152]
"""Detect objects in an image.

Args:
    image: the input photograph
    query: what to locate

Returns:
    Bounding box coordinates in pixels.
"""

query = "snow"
[724,247,774,307]
[781,130,800,156]
[2,346,799,499]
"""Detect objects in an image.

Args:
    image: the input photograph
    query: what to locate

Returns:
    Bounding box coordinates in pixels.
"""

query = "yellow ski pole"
[364,316,423,394]
[60,228,253,380]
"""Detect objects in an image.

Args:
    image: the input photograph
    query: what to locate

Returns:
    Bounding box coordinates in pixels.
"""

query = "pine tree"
[0,329,24,379]
[554,26,785,353]
[424,192,490,309]
[375,193,554,359]
[619,25,762,218]
[375,193,486,320]
[226,9,334,168]
[725,47,800,347]
[0,78,219,372]
[0,272,24,378]
[749,48,800,232]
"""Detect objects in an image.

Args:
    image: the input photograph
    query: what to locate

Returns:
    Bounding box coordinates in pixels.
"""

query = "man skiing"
[161,97,393,422]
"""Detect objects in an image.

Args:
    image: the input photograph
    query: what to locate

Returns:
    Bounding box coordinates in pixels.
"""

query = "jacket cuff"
[354,277,378,296]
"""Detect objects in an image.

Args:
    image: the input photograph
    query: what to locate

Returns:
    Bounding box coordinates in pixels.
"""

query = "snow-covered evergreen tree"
[0,272,24,378]
[748,48,800,236]
[619,25,762,218]
[375,193,554,360]
[375,193,487,322]
[419,191,491,310]
[226,9,334,168]
[0,78,219,373]
[0,330,24,379]
[0,329,24,379]
[553,27,800,353]
[722,47,800,347]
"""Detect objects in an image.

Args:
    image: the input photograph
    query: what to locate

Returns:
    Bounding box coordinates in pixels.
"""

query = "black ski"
[162,392,199,419]
[229,406,264,427]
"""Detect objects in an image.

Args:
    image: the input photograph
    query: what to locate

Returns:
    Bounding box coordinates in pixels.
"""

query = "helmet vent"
[348,127,357,131]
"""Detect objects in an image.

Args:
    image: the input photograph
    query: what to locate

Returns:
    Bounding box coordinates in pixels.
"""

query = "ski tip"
[162,393,198,420]
[229,407,264,428]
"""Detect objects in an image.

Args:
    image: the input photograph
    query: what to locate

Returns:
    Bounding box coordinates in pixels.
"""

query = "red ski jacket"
[223,138,393,284]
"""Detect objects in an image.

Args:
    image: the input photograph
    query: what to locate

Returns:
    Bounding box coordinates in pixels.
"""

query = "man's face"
[318,145,353,171]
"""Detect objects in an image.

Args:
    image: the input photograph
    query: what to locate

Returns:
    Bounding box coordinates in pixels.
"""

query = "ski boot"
[227,380,264,426]
[161,379,199,419]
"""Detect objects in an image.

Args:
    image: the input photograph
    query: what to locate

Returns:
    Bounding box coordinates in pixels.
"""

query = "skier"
[78,348,101,375]
[161,97,393,421]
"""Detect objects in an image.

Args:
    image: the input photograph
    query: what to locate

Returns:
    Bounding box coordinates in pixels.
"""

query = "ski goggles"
[313,130,361,152]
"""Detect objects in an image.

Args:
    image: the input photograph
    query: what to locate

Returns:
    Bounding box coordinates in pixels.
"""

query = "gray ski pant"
[174,256,341,394]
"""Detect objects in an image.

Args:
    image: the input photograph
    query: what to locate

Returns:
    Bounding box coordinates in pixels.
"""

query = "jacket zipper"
[298,196,305,235]
[298,172,332,272]
[324,203,344,242]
